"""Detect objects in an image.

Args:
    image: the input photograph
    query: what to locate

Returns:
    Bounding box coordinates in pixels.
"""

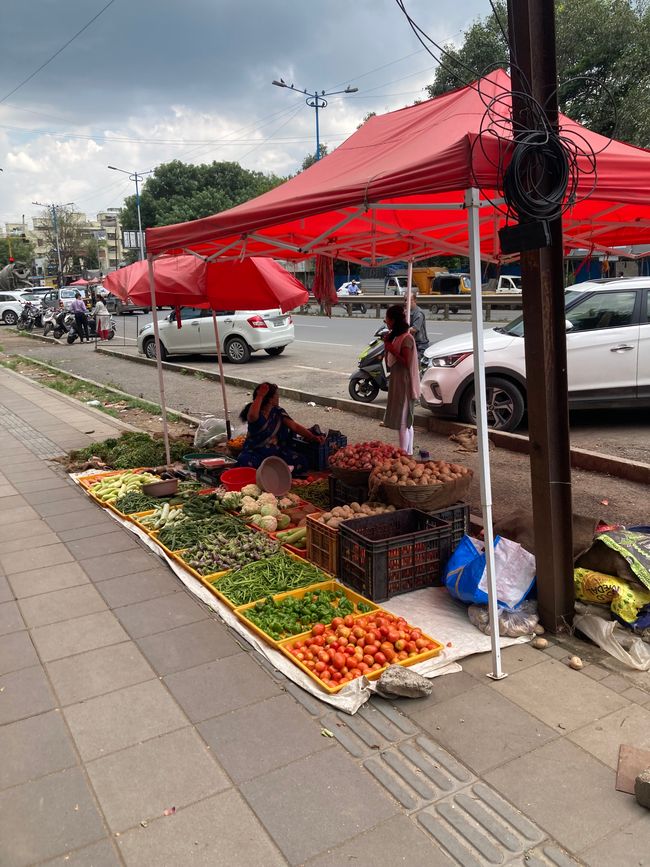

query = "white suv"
[420,278,650,431]
[137,307,294,364]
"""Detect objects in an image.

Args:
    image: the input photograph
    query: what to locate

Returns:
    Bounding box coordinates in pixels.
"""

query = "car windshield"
[60,289,77,299]
[20,293,40,302]
[501,289,583,336]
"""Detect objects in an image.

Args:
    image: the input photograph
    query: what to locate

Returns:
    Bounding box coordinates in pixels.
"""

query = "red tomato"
[410,630,422,640]
[331,617,344,628]
[352,626,365,639]
[332,653,346,670]
[343,615,355,628]
[397,650,408,660]
[312,623,326,636]
[363,654,375,667]
[394,639,406,651]
[387,629,400,644]
[365,631,377,644]
[331,671,342,682]
[379,627,390,638]
[325,635,337,645]
[374,652,387,665]
[415,638,429,650]
[406,641,417,653]
[338,637,348,647]
[318,650,329,663]
[315,661,326,673]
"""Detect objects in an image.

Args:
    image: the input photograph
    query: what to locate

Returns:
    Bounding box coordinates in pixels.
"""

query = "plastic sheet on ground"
[574,602,650,671]
[71,472,528,713]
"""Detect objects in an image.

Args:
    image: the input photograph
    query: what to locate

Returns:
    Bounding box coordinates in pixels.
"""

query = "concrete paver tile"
[137,618,242,675]
[164,652,281,723]
[460,644,546,680]
[113,592,207,638]
[0,599,25,635]
[0,505,40,526]
[388,670,479,713]
[568,704,650,769]
[31,609,129,662]
[0,494,28,511]
[47,641,156,706]
[45,509,114,532]
[598,673,631,693]
[0,484,18,498]
[0,542,74,575]
[65,530,141,560]
[492,658,629,732]
[18,584,108,628]
[64,678,188,761]
[581,815,650,866]
[0,710,78,790]
[0,665,56,725]
[82,549,160,582]
[0,631,39,675]
[34,495,98,517]
[620,686,650,704]
[0,575,13,602]
[411,684,558,774]
[57,521,119,542]
[117,789,286,867]
[484,738,644,853]
[0,530,60,554]
[8,561,89,598]
[23,486,83,505]
[198,694,334,784]
[0,518,52,542]
[41,839,120,867]
[305,814,454,867]
[241,748,397,865]
[96,568,179,608]
[87,727,230,832]
[0,767,106,867]
[3,468,60,483]
[14,478,72,493]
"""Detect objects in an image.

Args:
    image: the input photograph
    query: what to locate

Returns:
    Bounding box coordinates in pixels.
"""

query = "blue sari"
[237,406,309,476]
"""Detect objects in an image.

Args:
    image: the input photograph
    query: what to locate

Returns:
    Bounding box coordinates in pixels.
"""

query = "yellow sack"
[574,568,650,624]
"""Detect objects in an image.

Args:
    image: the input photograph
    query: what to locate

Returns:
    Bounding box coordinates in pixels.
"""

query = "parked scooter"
[66,312,116,344]
[43,308,74,339]
[348,326,428,402]
[17,302,39,331]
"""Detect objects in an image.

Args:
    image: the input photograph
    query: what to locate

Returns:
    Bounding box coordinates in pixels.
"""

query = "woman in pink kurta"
[383,304,421,455]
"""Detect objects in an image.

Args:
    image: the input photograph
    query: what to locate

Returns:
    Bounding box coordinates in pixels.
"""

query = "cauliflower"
[278,497,293,509]
[276,514,291,530]
[256,515,278,532]
[240,497,261,517]
[241,483,262,498]
[257,492,278,506]
[221,491,242,510]
[260,504,280,518]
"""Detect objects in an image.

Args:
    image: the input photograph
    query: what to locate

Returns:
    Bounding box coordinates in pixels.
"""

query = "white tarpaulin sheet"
[72,473,528,713]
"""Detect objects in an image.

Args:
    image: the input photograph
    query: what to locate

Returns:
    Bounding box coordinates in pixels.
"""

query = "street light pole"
[271,79,359,162]
[107,165,152,260]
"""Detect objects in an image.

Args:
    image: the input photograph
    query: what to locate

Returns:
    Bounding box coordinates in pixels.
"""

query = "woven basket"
[379,471,473,512]
[329,465,372,487]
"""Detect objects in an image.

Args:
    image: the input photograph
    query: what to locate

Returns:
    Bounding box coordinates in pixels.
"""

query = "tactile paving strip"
[0,404,65,459]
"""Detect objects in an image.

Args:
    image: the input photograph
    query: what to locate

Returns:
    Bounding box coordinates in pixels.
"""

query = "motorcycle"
[43,308,74,339]
[348,326,429,403]
[17,302,39,331]
[66,312,116,344]
[337,283,367,315]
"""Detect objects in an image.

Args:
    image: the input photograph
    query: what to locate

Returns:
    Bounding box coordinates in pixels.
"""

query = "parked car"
[483,275,523,294]
[104,292,150,315]
[420,278,650,431]
[41,287,88,311]
[0,291,38,325]
[137,307,295,363]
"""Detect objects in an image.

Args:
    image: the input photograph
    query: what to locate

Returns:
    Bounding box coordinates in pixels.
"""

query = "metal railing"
[302,293,523,320]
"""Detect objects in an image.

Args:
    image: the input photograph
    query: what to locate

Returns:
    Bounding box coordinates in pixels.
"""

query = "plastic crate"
[428,502,470,579]
[294,432,348,471]
[338,509,451,601]
[306,514,339,576]
[328,475,369,508]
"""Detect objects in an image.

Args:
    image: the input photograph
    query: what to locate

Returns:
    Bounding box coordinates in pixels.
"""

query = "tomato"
[408,651,418,657]
[315,661,326,673]
[331,617,344,628]
[379,626,390,638]
[332,653,346,670]
[325,635,337,645]
[352,626,365,639]
[415,638,429,650]
[321,670,331,681]
[312,623,326,636]
[344,645,355,656]
[337,626,351,638]
[331,671,342,682]
[296,651,305,661]
[387,629,400,644]
[338,636,348,647]
[410,629,422,640]
[364,644,379,657]
[365,631,377,644]
[358,663,369,674]
[394,639,406,651]
[397,650,408,660]
[371,662,382,671]
[305,660,315,670]
[363,654,375,667]
[318,650,329,663]
[343,615,355,628]
[374,652,387,665]
[405,641,417,653]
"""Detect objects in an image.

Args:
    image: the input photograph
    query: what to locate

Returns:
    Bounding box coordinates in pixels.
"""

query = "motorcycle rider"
[406,290,429,360]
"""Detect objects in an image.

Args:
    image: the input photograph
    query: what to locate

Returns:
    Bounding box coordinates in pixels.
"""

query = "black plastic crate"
[294,432,347,471]
[338,509,451,602]
[429,502,470,576]
[328,475,369,508]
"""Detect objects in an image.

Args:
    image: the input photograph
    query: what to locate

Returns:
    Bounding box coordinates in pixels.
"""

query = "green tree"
[119,159,286,230]
[301,144,329,171]
[356,112,377,130]
[37,206,86,274]
[83,237,102,270]
[0,236,34,268]
[426,0,650,146]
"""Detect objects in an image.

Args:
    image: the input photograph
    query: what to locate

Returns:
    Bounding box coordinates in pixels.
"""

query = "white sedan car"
[137,307,294,363]
[0,290,35,325]
[420,278,650,431]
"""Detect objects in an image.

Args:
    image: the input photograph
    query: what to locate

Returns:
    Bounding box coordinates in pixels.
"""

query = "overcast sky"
[0,0,488,227]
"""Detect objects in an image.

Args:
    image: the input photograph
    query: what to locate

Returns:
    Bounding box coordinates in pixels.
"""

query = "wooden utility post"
[506,0,575,631]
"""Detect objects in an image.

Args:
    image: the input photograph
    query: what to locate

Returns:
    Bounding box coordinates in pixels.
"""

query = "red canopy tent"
[144,70,650,676]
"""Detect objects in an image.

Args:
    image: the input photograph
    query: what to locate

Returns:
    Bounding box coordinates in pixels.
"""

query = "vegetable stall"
[70,436,527,712]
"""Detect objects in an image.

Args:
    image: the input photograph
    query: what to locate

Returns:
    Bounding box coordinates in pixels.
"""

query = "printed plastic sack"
[193,417,228,449]
[574,568,650,626]
[468,600,539,637]
[445,534,536,608]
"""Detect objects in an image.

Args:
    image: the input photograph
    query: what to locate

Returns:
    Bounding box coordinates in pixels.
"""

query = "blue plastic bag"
[445,534,536,608]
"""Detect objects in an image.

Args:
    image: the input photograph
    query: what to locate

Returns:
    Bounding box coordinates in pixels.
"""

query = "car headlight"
[429,352,472,368]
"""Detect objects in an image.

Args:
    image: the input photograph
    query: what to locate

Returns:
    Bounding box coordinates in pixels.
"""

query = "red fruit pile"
[285,611,438,688]
[329,441,404,472]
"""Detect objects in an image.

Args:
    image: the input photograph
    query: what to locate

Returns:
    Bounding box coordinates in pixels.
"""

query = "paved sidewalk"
[1,367,649,867]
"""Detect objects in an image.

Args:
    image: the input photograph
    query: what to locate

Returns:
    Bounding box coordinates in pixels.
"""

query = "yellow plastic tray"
[234,579,377,648]
[279,610,445,694]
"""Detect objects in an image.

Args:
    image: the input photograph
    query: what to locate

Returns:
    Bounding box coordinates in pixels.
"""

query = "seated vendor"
[237,382,324,477]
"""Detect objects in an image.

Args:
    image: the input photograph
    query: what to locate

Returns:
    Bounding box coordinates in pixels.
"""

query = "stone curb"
[97,346,650,486]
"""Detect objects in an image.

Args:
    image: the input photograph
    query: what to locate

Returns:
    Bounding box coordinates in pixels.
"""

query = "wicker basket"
[329,465,372,487]
[379,471,473,512]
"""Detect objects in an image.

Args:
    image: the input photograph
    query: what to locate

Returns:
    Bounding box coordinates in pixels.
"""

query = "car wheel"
[264,346,286,356]
[143,337,168,360]
[348,375,380,402]
[459,376,525,432]
[2,310,18,325]
[225,336,251,363]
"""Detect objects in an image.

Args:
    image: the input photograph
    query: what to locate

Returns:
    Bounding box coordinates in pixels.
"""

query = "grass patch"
[0,355,179,421]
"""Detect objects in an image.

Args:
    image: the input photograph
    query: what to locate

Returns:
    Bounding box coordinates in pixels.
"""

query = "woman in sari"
[383,304,421,455]
[237,382,324,476]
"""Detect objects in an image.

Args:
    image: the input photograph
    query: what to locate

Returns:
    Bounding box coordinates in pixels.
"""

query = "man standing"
[406,289,429,359]
[70,292,90,343]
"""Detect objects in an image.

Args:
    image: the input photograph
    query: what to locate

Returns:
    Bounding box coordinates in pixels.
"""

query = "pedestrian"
[406,289,429,359]
[92,296,110,340]
[70,292,90,343]
[382,304,420,455]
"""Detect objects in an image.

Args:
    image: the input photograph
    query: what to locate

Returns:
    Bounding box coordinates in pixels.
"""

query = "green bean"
[215,553,326,605]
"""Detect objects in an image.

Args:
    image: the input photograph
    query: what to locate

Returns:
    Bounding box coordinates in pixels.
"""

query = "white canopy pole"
[406,259,414,320]
[465,188,505,680]
[210,310,232,441]
[146,255,171,465]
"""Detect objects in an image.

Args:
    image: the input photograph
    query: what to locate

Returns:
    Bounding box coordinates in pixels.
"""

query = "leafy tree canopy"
[426,0,650,146]
[301,144,329,171]
[119,159,286,230]
[0,237,34,268]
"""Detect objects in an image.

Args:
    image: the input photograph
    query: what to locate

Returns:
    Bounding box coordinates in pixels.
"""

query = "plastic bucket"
[256,456,292,497]
[220,467,257,492]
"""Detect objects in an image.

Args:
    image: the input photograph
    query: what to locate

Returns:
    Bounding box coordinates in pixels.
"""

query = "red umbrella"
[103,255,208,307]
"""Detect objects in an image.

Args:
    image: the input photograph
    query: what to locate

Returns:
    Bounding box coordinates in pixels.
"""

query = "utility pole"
[506,0,574,631]
[107,166,151,260]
